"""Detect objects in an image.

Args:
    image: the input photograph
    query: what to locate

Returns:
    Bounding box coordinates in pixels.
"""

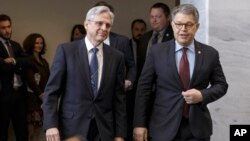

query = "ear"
[171,21,175,27]
[196,23,200,29]
[84,20,88,29]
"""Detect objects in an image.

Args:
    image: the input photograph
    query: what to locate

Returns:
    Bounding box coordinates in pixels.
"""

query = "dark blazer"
[24,56,50,111]
[0,40,29,99]
[137,26,174,77]
[43,39,127,140]
[133,39,228,141]
[0,39,31,141]
[109,32,136,84]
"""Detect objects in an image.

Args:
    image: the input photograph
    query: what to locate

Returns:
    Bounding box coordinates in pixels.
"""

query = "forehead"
[0,20,11,26]
[93,12,112,22]
[150,8,165,15]
[133,22,145,28]
[35,37,43,41]
[174,13,195,23]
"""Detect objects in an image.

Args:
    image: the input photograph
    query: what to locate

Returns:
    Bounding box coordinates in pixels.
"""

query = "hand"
[46,128,60,141]
[125,80,132,91]
[39,93,44,101]
[4,57,15,64]
[182,88,203,104]
[114,137,124,141]
[133,127,148,141]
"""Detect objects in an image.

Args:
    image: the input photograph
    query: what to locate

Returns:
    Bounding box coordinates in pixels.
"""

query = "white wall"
[209,0,250,140]
[1,0,176,65]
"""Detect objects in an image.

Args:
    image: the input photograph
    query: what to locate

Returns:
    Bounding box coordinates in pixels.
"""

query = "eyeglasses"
[173,21,196,30]
[88,20,112,29]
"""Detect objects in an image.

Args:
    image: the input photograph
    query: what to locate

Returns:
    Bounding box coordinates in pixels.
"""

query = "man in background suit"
[94,1,136,91]
[137,2,174,77]
[43,6,126,141]
[126,18,147,141]
[0,14,30,141]
[130,19,147,65]
[133,4,228,141]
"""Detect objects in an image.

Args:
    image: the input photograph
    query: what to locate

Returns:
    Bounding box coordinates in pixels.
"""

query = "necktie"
[5,40,23,86]
[5,40,14,57]
[179,47,190,118]
[90,48,98,97]
[151,32,159,45]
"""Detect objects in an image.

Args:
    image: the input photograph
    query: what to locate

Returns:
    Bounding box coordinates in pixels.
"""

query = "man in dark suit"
[94,1,136,91]
[0,14,29,141]
[43,6,126,141]
[137,2,174,77]
[107,32,136,90]
[133,4,228,141]
[126,18,147,141]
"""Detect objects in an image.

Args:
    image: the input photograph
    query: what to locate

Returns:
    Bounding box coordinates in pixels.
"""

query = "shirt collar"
[85,37,103,52]
[175,40,195,53]
[0,37,6,44]
[153,28,165,37]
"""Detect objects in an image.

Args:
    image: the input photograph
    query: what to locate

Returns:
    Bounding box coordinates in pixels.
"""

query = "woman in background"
[70,24,86,41]
[23,33,50,141]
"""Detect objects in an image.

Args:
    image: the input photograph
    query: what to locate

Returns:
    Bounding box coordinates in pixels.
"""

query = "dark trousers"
[0,87,28,141]
[126,88,136,141]
[174,118,210,141]
[87,119,101,141]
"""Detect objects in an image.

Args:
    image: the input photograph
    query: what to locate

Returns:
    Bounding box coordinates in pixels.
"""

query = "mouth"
[179,33,189,38]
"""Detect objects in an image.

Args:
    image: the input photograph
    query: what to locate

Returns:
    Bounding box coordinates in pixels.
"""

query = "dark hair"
[94,1,114,12]
[131,19,147,30]
[70,24,86,41]
[23,33,46,55]
[150,2,171,18]
[0,14,11,24]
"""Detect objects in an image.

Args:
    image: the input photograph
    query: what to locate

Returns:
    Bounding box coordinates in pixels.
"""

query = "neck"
[33,52,40,61]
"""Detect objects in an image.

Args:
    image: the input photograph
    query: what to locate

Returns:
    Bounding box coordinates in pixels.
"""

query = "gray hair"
[171,4,199,23]
[85,6,114,25]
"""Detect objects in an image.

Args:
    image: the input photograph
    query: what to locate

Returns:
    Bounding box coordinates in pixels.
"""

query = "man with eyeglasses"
[43,6,126,141]
[133,4,228,141]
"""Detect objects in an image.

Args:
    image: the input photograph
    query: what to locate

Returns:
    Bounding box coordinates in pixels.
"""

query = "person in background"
[130,18,147,65]
[133,4,228,141]
[70,24,86,41]
[94,1,136,91]
[23,33,50,141]
[43,6,126,141]
[137,2,174,78]
[126,18,147,141]
[0,14,31,141]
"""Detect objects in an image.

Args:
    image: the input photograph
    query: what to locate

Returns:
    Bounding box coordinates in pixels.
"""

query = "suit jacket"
[0,40,30,100]
[43,39,127,140]
[109,32,136,84]
[137,25,174,78]
[133,39,228,141]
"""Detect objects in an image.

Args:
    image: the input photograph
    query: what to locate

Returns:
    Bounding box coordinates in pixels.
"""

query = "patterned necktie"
[151,32,159,45]
[179,47,190,118]
[5,40,14,57]
[90,48,99,97]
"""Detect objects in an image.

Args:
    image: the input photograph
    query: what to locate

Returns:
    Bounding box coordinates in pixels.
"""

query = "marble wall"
[182,0,250,140]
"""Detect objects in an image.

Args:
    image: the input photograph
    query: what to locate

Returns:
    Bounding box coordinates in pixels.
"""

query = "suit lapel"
[190,41,203,86]
[168,40,183,87]
[109,33,117,48]
[77,40,94,98]
[0,42,9,57]
[97,44,111,97]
